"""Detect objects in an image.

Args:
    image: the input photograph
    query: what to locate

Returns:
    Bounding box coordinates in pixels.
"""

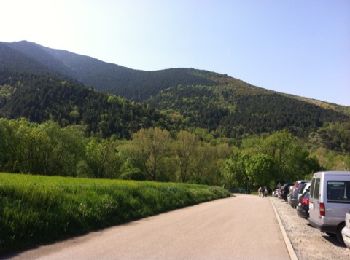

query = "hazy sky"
[1,0,349,105]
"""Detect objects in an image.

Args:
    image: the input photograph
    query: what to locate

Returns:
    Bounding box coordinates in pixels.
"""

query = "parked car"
[341,212,350,248]
[281,183,292,201]
[299,182,311,200]
[297,191,310,218]
[308,171,350,243]
[278,185,284,199]
[289,181,308,208]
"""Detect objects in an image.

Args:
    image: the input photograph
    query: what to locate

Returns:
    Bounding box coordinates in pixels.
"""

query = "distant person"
[258,186,262,197]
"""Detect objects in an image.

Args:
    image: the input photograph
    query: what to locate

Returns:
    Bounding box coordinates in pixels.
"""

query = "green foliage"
[148,84,349,138]
[310,147,350,171]
[309,122,350,153]
[0,71,170,138]
[245,153,275,187]
[175,130,198,182]
[222,131,320,190]
[132,128,171,180]
[0,173,229,254]
[0,119,230,185]
[0,119,85,176]
[85,138,122,178]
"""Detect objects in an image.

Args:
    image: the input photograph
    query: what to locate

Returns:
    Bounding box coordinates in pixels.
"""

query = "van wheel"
[336,222,345,244]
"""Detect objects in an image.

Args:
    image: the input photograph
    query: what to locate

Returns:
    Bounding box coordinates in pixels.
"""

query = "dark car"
[289,181,308,208]
[297,191,310,218]
[281,183,292,201]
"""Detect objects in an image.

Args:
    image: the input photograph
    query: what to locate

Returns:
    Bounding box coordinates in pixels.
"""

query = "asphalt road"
[11,195,290,260]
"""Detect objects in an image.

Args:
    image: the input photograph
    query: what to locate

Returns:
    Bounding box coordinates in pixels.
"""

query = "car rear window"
[327,181,350,203]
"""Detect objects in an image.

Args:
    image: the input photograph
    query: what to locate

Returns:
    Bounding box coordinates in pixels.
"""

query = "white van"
[308,171,350,243]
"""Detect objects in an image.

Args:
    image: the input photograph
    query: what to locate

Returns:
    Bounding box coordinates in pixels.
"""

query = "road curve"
[11,195,290,260]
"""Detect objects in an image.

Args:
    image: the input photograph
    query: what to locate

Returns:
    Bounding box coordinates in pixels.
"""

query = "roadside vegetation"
[1,118,349,189]
[0,173,229,254]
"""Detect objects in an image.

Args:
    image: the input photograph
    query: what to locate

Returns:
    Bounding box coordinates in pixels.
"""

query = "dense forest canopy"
[0,71,174,138]
[149,84,349,137]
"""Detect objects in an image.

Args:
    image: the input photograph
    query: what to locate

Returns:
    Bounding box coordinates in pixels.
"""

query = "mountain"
[148,84,349,137]
[1,41,218,100]
[0,40,349,138]
[0,71,170,138]
[0,43,52,75]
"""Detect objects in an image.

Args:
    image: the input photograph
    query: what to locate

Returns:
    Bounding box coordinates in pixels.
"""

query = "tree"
[244,153,275,188]
[85,138,122,178]
[221,150,248,190]
[132,128,170,180]
[174,130,198,182]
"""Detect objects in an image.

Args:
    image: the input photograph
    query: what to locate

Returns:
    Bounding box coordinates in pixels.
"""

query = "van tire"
[336,222,345,244]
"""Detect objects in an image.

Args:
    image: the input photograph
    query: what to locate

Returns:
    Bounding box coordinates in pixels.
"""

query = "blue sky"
[1,0,349,105]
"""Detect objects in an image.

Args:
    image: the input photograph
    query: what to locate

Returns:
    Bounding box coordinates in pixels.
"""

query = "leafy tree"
[222,151,247,190]
[245,153,276,187]
[174,130,198,182]
[85,138,122,178]
[132,128,171,180]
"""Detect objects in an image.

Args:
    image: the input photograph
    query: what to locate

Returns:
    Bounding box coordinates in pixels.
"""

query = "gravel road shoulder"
[270,197,350,260]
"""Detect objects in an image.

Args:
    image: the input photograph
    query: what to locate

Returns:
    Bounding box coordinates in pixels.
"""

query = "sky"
[0,0,349,105]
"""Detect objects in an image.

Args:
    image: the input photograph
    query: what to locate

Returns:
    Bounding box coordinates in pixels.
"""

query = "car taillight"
[302,197,309,205]
[319,202,325,217]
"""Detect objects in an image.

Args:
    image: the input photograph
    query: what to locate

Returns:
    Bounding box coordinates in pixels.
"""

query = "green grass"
[0,173,229,254]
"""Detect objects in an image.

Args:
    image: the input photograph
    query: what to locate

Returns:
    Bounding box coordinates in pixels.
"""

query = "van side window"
[314,178,320,199]
[327,181,350,203]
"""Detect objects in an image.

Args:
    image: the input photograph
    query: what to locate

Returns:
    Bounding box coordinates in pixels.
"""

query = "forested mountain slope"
[148,84,349,137]
[1,40,349,138]
[2,41,218,100]
[0,71,169,138]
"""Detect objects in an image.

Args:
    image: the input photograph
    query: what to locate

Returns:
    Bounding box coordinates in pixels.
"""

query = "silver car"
[308,171,350,243]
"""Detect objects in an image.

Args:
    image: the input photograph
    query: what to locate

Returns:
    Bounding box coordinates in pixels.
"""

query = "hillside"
[1,40,349,138]
[2,41,219,100]
[0,71,169,138]
[0,43,52,75]
[148,84,349,137]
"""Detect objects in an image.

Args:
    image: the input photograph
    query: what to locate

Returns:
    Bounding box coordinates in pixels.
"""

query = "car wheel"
[336,222,346,244]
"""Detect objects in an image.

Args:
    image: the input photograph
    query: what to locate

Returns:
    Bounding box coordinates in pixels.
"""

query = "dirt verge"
[270,197,350,260]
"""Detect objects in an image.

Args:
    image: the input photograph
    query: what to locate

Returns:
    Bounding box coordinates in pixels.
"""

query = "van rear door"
[309,177,321,222]
[325,181,350,224]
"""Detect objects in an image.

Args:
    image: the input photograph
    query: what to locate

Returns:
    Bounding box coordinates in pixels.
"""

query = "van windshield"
[327,181,350,203]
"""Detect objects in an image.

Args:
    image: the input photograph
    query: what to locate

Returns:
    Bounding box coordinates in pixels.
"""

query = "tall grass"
[0,173,229,254]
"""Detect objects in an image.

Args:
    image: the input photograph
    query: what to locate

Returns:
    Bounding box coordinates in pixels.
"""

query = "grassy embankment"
[0,173,229,254]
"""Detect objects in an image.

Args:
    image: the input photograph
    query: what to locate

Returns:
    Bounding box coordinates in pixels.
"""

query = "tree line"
[0,118,230,185]
[1,118,339,189]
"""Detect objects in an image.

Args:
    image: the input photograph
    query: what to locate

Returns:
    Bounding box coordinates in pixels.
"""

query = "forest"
[1,117,349,190]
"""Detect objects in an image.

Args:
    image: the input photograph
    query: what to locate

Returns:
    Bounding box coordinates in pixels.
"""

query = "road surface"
[10,195,290,260]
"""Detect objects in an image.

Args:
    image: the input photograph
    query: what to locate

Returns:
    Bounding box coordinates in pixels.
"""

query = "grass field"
[0,173,229,254]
